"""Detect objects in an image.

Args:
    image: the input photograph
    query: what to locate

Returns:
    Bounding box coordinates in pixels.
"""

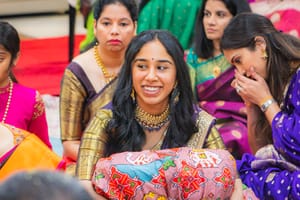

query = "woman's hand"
[230,178,243,200]
[232,67,272,106]
[232,67,280,127]
[62,140,80,161]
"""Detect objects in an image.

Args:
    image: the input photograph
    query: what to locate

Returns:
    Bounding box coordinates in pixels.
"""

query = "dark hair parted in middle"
[193,0,251,59]
[0,21,20,82]
[104,30,197,156]
[94,0,138,22]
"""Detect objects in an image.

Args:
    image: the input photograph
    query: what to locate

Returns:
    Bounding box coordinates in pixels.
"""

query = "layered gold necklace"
[93,44,117,84]
[135,104,170,132]
[1,78,13,123]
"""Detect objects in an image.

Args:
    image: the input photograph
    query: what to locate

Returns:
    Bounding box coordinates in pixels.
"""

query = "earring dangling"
[262,49,268,60]
[171,85,180,105]
[173,82,179,104]
[131,88,135,103]
[174,91,180,104]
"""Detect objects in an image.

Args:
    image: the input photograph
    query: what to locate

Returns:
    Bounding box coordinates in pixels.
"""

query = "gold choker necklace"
[135,105,170,131]
[93,44,117,83]
[1,78,13,123]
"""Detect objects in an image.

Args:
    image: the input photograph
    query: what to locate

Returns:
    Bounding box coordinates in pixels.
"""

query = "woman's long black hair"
[104,30,197,156]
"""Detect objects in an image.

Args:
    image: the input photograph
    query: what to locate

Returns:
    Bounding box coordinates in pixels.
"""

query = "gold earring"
[131,88,135,102]
[171,82,179,105]
[174,91,180,104]
[262,49,268,60]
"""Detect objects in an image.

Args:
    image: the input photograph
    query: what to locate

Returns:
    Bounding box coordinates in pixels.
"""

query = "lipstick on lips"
[108,39,121,45]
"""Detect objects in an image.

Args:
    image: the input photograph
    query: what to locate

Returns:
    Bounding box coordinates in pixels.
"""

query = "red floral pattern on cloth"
[92,148,245,199]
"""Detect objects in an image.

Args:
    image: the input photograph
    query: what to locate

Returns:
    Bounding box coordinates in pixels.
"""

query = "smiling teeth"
[144,87,158,91]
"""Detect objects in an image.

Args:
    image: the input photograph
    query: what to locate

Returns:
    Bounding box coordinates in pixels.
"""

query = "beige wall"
[0,0,68,16]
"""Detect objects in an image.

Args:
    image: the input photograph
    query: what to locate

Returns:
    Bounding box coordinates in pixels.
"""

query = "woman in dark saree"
[59,0,138,174]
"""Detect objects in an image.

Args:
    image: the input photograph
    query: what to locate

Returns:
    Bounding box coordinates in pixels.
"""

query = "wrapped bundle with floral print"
[92,147,238,199]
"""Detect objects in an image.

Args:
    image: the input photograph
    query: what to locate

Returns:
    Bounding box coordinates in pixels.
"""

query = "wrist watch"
[260,99,275,112]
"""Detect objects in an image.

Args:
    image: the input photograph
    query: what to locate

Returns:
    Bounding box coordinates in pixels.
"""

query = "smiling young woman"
[75,29,258,199]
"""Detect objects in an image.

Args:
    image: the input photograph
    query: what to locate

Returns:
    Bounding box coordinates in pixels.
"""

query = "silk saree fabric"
[238,68,300,199]
[187,50,251,159]
[60,62,116,173]
[0,123,64,180]
[137,0,203,49]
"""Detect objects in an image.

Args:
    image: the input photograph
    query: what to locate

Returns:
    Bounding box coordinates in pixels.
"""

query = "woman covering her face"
[221,12,300,199]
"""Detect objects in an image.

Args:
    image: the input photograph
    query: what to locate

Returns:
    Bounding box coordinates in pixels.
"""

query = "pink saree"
[0,82,51,148]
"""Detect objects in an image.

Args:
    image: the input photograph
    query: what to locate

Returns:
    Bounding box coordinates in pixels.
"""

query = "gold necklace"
[135,104,170,132]
[93,44,117,84]
[1,78,13,123]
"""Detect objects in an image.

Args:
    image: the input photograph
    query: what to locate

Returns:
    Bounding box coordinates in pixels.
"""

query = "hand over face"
[231,67,272,106]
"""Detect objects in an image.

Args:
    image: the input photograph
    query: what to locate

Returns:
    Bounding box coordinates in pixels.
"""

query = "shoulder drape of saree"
[76,109,113,180]
[60,68,88,140]
[60,66,117,141]
[187,110,225,149]
[84,79,117,125]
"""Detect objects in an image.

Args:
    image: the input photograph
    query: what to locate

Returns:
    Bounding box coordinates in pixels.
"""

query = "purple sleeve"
[272,70,300,165]
[238,154,300,199]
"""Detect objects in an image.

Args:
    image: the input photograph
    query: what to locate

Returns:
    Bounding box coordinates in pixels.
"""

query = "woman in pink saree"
[0,21,51,148]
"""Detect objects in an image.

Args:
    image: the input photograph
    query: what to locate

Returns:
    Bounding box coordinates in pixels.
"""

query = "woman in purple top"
[0,21,51,148]
[221,13,300,199]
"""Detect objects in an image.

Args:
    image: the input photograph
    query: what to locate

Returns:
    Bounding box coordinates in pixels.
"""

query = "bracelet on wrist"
[260,98,276,112]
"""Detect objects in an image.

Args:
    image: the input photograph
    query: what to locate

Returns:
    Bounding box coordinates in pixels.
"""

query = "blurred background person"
[0,21,51,148]
[0,170,93,200]
[186,0,252,159]
[137,0,202,50]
